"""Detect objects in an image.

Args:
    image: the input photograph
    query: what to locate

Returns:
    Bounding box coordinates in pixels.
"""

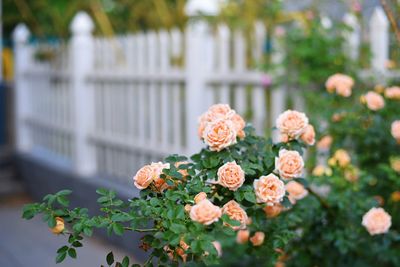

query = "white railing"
[13,7,396,184]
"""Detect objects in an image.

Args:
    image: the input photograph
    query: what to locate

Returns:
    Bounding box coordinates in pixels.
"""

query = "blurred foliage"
[3,0,187,39]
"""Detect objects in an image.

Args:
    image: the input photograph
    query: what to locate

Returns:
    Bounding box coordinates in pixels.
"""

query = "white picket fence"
[12,7,396,184]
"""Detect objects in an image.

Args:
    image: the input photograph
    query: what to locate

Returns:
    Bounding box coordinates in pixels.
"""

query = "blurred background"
[0,0,399,266]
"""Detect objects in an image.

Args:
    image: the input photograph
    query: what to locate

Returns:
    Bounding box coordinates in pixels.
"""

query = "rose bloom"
[300,124,315,145]
[50,217,65,234]
[133,165,157,190]
[231,113,246,139]
[333,149,351,167]
[312,165,326,176]
[391,120,400,142]
[391,191,400,202]
[150,162,170,192]
[286,181,308,204]
[344,167,360,182]
[236,229,250,244]
[175,161,189,178]
[362,207,392,235]
[250,232,265,246]
[254,174,285,205]
[222,200,248,230]
[317,135,333,150]
[363,91,385,111]
[198,104,233,138]
[212,241,222,257]
[276,110,309,139]
[390,157,400,173]
[325,73,354,97]
[275,149,304,179]
[384,86,400,100]
[180,240,190,251]
[184,204,192,213]
[194,192,207,204]
[190,199,222,225]
[217,161,245,191]
[203,119,237,152]
[264,203,283,218]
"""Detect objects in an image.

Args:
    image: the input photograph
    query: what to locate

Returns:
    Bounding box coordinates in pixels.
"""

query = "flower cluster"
[325,73,354,97]
[22,103,314,267]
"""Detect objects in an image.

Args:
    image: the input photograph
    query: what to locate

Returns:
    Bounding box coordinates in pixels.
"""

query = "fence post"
[370,7,389,72]
[70,12,96,176]
[343,13,360,60]
[12,24,31,152]
[184,1,218,155]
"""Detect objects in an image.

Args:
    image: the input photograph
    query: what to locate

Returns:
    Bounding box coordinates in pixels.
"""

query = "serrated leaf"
[113,223,124,236]
[56,251,67,263]
[68,248,77,258]
[106,251,114,265]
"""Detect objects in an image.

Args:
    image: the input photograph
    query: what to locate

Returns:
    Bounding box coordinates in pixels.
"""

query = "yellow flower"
[391,191,400,202]
[390,157,400,173]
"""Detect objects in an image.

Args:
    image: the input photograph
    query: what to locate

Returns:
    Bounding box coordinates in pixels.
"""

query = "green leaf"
[57,196,69,207]
[48,216,57,228]
[72,241,83,247]
[56,251,67,263]
[83,227,93,237]
[68,248,77,258]
[106,251,114,265]
[244,191,257,203]
[96,188,109,196]
[57,189,72,196]
[113,223,124,236]
[56,246,69,254]
[121,256,130,267]
[170,223,186,234]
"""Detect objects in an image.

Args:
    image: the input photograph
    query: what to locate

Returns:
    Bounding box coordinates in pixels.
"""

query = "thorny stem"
[380,0,400,45]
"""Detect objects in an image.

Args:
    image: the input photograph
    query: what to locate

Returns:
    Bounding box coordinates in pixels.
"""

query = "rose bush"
[275,74,400,267]
[22,104,313,266]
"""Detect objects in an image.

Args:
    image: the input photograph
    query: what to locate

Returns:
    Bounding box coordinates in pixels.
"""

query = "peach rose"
[194,192,207,204]
[180,240,190,251]
[236,229,250,244]
[285,181,308,204]
[222,200,248,230]
[362,207,392,235]
[390,157,400,173]
[150,162,171,192]
[50,217,65,234]
[212,241,222,257]
[363,91,385,111]
[333,149,351,167]
[317,135,333,150]
[254,174,285,205]
[198,104,233,138]
[385,86,400,100]
[217,161,245,191]
[391,191,400,202]
[184,204,192,213]
[391,120,400,142]
[300,124,315,145]
[344,167,360,182]
[175,161,189,178]
[275,149,304,180]
[312,165,325,176]
[190,199,222,225]
[231,113,246,139]
[325,74,354,97]
[264,203,283,218]
[276,110,309,139]
[203,119,237,151]
[250,231,265,246]
[133,165,156,190]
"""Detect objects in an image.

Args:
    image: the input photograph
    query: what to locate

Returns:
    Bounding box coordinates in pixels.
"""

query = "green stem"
[124,227,157,232]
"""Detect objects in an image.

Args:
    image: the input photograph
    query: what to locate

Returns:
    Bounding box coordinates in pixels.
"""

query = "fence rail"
[12,7,397,184]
